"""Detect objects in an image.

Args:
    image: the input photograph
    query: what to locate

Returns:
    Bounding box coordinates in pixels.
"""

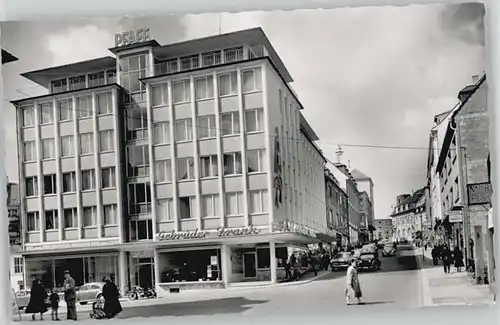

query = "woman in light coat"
[345,260,363,305]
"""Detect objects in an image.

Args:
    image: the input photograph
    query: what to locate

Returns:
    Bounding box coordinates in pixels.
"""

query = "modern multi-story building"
[13,28,333,295]
[374,218,392,241]
[324,169,349,248]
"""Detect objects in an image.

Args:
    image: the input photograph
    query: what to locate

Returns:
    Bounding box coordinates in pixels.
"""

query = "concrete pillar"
[473,225,486,283]
[486,229,495,284]
[118,251,128,295]
[153,249,160,289]
[270,242,277,283]
[220,244,231,286]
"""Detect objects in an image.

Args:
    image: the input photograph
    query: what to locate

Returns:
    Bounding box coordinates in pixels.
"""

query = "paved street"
[14,245,424,323]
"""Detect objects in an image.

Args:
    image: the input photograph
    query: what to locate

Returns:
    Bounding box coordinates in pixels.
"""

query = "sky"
[0,3,485,220]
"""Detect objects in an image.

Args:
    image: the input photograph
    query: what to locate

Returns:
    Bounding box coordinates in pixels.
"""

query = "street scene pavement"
[14,244,426,323]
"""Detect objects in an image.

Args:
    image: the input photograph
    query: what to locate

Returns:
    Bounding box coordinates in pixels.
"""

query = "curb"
[224,271,332,292]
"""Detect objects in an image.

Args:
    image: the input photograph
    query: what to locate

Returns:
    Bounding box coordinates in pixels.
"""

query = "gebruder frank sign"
[114,28,150,47]
[157,225,262,241]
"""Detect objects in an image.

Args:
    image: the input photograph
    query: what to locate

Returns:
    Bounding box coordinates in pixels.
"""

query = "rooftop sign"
[114,28,151,47]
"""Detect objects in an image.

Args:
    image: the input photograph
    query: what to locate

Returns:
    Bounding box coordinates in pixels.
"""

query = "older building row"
[7,28,374,294]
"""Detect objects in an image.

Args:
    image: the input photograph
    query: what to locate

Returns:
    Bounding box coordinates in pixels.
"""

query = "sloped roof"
[351,169,370,180]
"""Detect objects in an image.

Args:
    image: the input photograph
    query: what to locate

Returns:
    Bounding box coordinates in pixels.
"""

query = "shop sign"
[447,210,463,223]
[114,28,150,47]
[467,182,492,205]
[272,221,318,238]
[157,225,262,241]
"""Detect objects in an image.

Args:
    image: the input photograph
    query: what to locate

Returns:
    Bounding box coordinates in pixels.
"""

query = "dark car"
[330,252,356,271]
[357,251,381,271]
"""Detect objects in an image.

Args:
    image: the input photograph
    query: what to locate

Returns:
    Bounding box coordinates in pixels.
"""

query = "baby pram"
[90,296,107,319]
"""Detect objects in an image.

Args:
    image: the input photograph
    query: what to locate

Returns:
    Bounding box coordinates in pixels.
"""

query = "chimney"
[472,75,479,84]
[335,145,344,164]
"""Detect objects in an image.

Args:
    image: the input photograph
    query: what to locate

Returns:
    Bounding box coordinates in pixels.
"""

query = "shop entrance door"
[132,257,155,289]
[243,253,256,278]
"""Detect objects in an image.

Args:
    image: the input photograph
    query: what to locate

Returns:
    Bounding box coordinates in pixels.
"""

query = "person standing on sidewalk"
[63,270,77,321]
[453,246,464,272]
[442,246,452,274]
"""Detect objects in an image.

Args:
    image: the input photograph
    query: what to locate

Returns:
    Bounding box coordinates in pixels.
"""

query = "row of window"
[154,149,266,182]
[151,108,264,145]
[22,92,113,128]
[23,130,115,162]
[24,167,116,197]
[151,68,262,106]
[26,204,118,232]
[51,70,117,94]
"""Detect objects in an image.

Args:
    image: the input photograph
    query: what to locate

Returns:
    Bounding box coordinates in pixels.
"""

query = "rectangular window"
[179,196,196,219]
[245,108,264,132]
[128,183,152,215]
[82,206,97,227]
[126,145,150,177]
[22,106,35,127]
[177,157,195,181]
[197,115,217,139]
[60,135,74,157]
[175,119,193,142]
[249,190,269,214]
[220,112,240,136]
[172,79,191,103]
[153,122,170,145]
[62,172,76,193]
[195,76,214,100]
[58,98,73,121]
[223,152,242,175]
[63,208,77,228]
[23,141,36,161]
[27,212,40,231]
[77,95,93,118]
[201,51,221,67]
[40,102,53,124]
[106,70,117,84]
[101,167,116,189]
[180,54,200,71]
[81,169,96,191]
[41,138,55,159]
[45,210,59,230]
[154,160,172,183]
[99,130,114,152]
[242,68,262,93]
[129,219,154,241]
[51,78,67,93]
[43,174,57,195]
[151,83,168,107]
[218,71,238,96]
[88,71,105,87]
[200,155,218,178]
[225,192,243,216]
[247,149,266,173]
[25,177,38,197]
[103,204,118,225]
[156,199,173,221]
[69,75,86,91]
[97,92,113,115]
[79,133,94,154]
[202,194,220,218]
[14,258,23,274]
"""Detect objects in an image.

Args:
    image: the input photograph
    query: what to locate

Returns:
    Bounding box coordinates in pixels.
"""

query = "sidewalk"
[417,253,495,307]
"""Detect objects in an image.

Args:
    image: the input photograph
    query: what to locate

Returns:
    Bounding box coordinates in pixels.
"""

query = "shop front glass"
[26,255,118,290]
[157,248,222,283]
[228,245,288,283]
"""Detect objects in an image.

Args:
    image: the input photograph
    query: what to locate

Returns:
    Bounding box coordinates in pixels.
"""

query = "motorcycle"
[128,286,157,300]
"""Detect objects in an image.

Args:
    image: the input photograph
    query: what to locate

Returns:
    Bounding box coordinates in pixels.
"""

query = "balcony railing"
[152,45,269,77]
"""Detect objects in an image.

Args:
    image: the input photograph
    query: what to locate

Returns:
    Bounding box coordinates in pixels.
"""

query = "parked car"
[14,289,56,310]
[76,282,105,305]
[382,243,397,257]
[362,243,378,252]
[357,251,382,271]
[330,252,356,271]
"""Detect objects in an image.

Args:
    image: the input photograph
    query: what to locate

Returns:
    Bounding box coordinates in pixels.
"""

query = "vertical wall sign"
[273,127,283,207]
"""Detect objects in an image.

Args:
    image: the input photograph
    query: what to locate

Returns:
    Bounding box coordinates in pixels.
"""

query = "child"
[49,288,60,321]
[90,296,107,319]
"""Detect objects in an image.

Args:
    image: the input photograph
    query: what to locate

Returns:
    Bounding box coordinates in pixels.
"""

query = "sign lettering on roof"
[114,28,150,47]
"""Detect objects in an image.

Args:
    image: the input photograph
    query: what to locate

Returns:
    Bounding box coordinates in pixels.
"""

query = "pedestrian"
[284,259,292,280]
[63,270,77,320]
[310,253,319,276]
[102,275,123,319]
[453,246,464,272]
[49,288,60,321]
[442,246,452,274]
[345,260,363,305]
[25,277,47,320]
[431,246,438,265]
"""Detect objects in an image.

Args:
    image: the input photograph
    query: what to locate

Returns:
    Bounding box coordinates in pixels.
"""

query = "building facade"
[374,218,392,241]
[324,169,350,248]
[13,28,334,295]
[390,189,425,242]
[358,191,373,242]
[351,169,376,239]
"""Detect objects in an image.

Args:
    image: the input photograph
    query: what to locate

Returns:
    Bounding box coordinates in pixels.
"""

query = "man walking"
[63,270,77,320]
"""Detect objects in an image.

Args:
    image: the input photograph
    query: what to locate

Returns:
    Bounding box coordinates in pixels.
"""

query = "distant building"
[390,189,425,242]
[8,180,23,291]
[358,191,373,242]
[351,169,376,239]
[324,169,350,247]
[374,219,392,241]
